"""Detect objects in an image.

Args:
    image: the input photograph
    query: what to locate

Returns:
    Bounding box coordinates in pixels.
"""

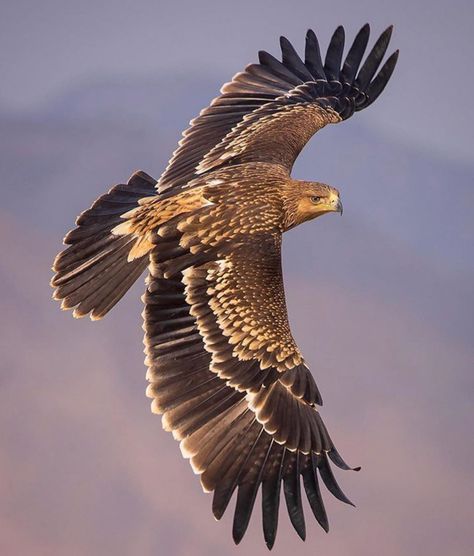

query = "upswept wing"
[144,231,358,546]
[158,24,398,194]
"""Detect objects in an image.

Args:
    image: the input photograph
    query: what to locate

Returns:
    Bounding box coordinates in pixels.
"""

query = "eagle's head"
[284,181,343,229]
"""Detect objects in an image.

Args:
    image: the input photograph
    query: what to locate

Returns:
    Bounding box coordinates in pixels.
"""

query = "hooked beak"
[326,190,343,216]
[330,196,343,215]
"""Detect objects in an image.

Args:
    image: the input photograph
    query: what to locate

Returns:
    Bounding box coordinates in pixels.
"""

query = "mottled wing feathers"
[190,235,303,373]
[158,24,398,194]
[180,252,326,449]
[144,236,357,545]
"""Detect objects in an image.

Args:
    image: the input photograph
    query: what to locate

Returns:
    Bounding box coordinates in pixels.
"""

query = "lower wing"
[144,232,359,547]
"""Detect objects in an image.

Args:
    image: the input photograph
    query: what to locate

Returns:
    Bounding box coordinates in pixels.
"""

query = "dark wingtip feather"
[305,28,325,79]
[232,489,250,544]
[280,35,314,81]
[341,23,371,84]
[258,49,303,85]
[265,538,275,551]
[257,50,267,64]
[356,25,394,90]
[359,49,399,110]
[318,455,355,507]
[212,503,224,521]
[212,483,235,521]
[232,523,244,545]
[367,49,400,97]
[232,435,274,545]
[324,25,345,81]
[328,447,360,471]
[283,454,306,540]
[258,49,280,68]
[232,483,260,545]
[262,451,284,550]
[380,24,394,43]
[302,454,329,532]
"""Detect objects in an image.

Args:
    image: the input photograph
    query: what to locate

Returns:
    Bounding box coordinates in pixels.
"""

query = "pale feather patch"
[111,220,133,236]
[145,383,154,399]
[151,398,161,415]
[127,236,154,261]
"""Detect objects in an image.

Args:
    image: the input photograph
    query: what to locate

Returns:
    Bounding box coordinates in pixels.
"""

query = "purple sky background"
[1,0,474,162]
[1,1,473,555]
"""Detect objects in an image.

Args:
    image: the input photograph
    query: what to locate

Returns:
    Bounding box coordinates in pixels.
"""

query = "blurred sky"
[1,1,473,555]
[1,0,474,162]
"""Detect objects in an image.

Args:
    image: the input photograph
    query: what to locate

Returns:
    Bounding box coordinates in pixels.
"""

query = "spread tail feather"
[51,170,157,320]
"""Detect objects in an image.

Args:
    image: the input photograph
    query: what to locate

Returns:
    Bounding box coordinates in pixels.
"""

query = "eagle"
[51,23,398,548]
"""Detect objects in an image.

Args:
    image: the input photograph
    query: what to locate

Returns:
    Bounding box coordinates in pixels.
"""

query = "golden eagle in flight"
[51,23,398,548]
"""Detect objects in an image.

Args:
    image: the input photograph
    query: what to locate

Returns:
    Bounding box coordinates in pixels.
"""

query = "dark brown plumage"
[51,23,398,548]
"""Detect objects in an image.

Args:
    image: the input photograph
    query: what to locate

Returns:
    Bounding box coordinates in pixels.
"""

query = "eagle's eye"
[310,195,322,204]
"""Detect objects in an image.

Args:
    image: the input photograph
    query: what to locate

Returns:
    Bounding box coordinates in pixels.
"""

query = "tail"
[51,170,157,320]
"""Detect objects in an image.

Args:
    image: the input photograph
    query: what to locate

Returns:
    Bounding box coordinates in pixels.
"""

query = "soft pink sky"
[0,1,473,555]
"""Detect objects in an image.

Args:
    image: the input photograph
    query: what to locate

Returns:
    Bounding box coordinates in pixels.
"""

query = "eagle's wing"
[158,24,398,194]
[144,232,358,547]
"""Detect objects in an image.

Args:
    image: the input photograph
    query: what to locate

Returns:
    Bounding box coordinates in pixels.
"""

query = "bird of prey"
[51,23,398,548]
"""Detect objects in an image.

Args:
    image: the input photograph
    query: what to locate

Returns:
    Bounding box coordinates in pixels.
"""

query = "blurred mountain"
[40,74,221,130]
[0,76,472,556]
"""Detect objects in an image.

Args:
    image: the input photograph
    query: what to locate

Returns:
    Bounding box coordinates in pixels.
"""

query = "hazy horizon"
[1,1,473,555]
